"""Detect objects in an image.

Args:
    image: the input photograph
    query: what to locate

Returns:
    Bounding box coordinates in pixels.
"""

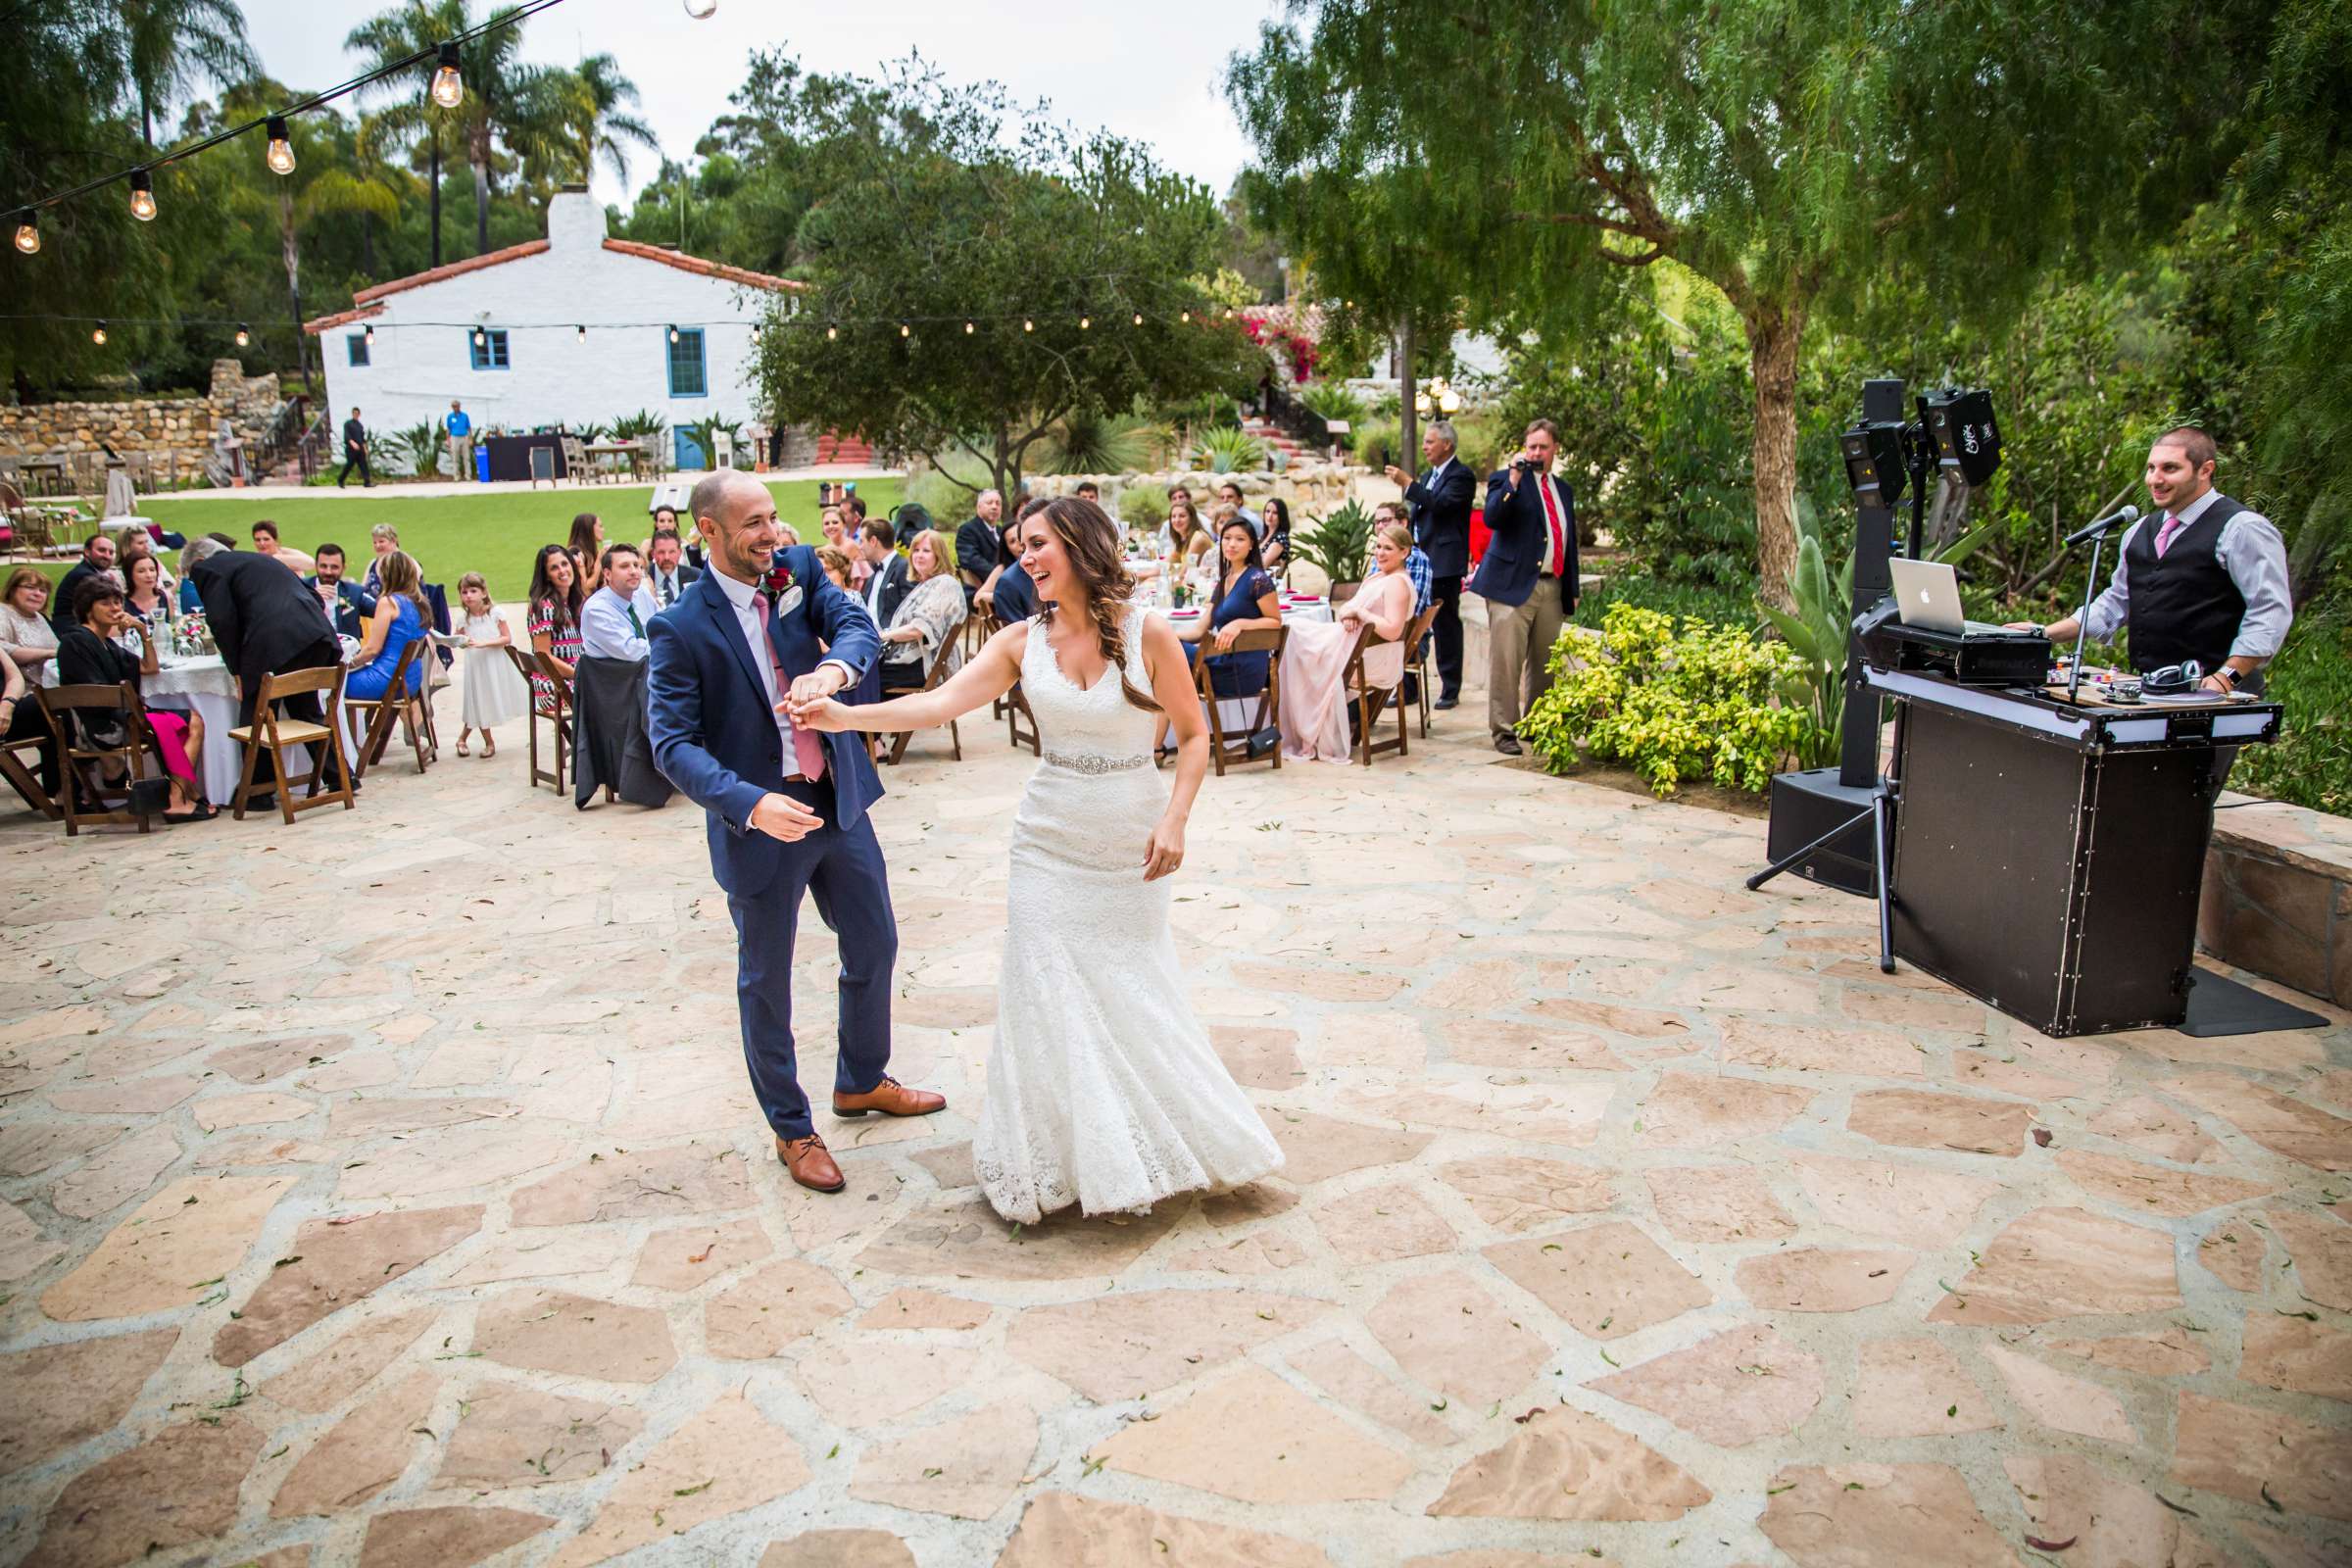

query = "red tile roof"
[351,238,552,304]
[301,302,386,336]
[601,238,805,293]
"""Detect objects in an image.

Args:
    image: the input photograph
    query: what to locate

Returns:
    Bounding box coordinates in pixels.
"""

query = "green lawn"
[109,477,906,602]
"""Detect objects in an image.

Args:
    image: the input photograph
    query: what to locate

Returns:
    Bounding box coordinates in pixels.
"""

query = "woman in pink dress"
[1277,521,1416,762]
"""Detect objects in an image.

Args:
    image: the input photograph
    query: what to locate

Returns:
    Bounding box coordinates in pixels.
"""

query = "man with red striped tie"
[1470,417,1580,755]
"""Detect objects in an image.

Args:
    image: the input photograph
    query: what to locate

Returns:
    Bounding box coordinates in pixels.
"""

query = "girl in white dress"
[795,497,1284,1222]
[454,572,526,758]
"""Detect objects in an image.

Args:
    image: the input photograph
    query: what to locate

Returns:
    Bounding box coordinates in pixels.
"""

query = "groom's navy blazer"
[648,547,883,898]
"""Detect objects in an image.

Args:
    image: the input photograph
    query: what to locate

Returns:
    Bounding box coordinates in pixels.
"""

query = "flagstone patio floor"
[2,695,2348,1567]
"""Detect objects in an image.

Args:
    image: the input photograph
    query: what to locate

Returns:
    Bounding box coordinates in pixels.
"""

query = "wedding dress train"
[972,607,1284,1222]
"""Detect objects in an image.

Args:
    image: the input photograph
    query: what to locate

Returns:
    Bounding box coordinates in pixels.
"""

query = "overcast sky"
[233,0,1284,209]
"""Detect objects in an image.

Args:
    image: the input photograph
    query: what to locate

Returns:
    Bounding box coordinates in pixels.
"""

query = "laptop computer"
[1887,558,2008,636]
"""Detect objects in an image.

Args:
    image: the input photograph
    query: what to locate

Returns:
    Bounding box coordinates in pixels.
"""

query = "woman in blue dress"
[345,548,428,702]
[1158,515,1282,757]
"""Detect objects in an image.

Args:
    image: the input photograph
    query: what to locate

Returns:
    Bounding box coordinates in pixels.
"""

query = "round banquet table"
[144,647,366,805]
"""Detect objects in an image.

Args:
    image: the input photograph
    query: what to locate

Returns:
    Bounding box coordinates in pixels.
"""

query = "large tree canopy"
[751,61,1258,502]
[1229,0,2257,601]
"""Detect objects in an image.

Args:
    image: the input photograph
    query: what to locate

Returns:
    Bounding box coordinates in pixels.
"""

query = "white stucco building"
[304,185,800,468]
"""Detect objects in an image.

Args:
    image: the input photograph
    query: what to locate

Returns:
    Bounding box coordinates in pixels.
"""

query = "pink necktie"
[759,596,826,782]
[2154,514,2180,558]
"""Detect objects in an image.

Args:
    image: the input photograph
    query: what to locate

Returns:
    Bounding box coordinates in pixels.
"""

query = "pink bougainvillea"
[1239,303,1324,384]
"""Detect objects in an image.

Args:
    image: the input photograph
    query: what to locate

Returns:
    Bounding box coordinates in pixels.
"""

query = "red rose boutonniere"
[761,553,796,603]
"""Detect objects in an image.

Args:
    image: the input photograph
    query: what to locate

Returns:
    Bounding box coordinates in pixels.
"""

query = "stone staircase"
[812,429,873,466]
[1241,416,1308,465]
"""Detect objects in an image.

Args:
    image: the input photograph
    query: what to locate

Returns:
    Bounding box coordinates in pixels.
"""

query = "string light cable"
[9,0,572,245]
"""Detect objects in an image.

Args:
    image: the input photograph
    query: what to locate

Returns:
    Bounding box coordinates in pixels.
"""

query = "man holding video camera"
[2011,425,2292,697]
[1471,418,1579,754]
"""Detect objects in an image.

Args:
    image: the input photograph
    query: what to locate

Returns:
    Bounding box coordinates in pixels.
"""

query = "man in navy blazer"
[1469,417,1579,755]
[1386,419,1476,708]
[648,469,945,1196]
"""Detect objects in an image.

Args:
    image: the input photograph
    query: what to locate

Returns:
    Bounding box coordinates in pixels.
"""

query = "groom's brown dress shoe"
[776,1133,846,1193]
[833,1074,947,1118]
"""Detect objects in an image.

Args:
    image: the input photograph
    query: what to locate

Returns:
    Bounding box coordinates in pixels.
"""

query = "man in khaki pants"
[1469,418,1579,755]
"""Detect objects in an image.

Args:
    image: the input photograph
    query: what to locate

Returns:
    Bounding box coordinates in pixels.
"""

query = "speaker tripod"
[1745,729,1903,974]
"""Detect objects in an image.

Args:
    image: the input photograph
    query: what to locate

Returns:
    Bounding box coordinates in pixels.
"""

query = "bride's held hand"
[782,695,852,732]
[1143,817,1186,881]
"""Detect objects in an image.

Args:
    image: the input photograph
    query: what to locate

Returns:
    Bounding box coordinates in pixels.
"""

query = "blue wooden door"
[674,427,708,470]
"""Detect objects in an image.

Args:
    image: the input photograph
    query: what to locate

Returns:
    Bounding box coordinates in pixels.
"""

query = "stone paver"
[3,679,2349,1565]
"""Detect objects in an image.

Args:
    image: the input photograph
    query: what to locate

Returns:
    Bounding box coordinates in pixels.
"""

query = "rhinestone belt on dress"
[1043,750,1150,775]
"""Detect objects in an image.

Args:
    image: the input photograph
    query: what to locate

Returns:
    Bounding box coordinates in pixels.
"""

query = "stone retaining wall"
[2200,796,2352,1007]
[0,360,282,474]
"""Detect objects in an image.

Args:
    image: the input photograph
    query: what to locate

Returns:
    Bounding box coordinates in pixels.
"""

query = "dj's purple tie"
[2154,513,2181,558]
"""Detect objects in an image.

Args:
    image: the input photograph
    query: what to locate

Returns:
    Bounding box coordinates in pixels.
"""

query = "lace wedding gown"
[973,607,1285,1223]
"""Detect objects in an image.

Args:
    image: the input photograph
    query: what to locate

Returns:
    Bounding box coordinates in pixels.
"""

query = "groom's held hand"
[750,791,823,843]
[785,663,849,710]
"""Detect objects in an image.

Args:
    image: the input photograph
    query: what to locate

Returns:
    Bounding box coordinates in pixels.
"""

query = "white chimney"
[547,183,605,252]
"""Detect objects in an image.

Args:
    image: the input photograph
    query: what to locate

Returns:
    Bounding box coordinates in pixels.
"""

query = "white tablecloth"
[145,654,365,805]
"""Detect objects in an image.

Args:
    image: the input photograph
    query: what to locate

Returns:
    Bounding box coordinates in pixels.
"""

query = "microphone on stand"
[2065,503,2139,547]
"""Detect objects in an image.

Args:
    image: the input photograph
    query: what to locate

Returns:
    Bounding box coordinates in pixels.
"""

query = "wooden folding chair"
[1402,603,1440,737]
[227,666,355,824]
[518,646,571,793]
[345,638,432,777]
[978,612,1042,756]
[1344,619,1411,767]
[880,645,962,765]
[36,683,158,835]
[1196,625,1286,777]
[1,723,59,818]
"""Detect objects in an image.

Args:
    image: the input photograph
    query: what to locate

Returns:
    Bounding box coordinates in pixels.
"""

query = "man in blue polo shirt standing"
[444,399,474,482]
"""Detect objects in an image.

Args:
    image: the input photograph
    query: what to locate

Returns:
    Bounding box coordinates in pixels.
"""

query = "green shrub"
[2232,611,2352,814]
[904,464,979,522]
[1350,416,1401,466]
[1519,602,1810,797]
[1298,381,1367,437]
[1194,426,1268,472]
[385,420,439,476]
[1117,485,1171,531]
[1571,572,1756,630]
[1294,499,1374,586]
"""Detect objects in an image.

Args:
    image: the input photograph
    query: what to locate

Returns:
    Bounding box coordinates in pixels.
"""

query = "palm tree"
[446,7,571,256]
[119,0,259,151]
[347,0,468,267]
[566,54,660,184]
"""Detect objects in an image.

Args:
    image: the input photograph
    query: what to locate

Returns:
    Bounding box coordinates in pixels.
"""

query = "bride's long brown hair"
[1036,496,1161,715]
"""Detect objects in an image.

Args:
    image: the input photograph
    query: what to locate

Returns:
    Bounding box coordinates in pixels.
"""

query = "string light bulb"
[473,327,486,347]
[1180,310,1191,322]
[575,323,585,341]
[963,320,974,334]
[364,324,375,345]
[15,210,39,254]
[1022,318,1033,332]
[234,323,250,347]
[92,320,108,345]
[265,118,296,175]
[682,0,717,16]
[127,170,157,221]
[751,321,761,340]
[1079,315,1091,329]
[899,322,910,338]
[825,324,837,341]
[667,324,679,344]
[430,43,464,109]
[1132,312,1143,325]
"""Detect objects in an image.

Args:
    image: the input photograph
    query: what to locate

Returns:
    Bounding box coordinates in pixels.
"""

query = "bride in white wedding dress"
[791,497,1284,1221]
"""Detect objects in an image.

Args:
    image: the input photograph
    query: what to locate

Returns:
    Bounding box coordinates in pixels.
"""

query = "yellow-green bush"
[1518,603,1811,797]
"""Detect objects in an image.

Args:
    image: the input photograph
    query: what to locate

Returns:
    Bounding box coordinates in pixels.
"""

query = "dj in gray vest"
[2024,426,2293,696]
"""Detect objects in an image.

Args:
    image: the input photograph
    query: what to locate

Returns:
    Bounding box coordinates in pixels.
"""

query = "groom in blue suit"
[648,470,945,1194]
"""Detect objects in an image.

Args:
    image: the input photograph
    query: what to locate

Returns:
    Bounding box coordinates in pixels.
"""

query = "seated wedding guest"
[859,515,911,625]
[956,488,1006,606]
[56,577,212,821]
[815,545,857,593]
[1158,514,1282,758]
[819,505,872,589]
[1372,501,1435,615]
[1216,479,1261,537]
[116,529,177,604]
[119,553,172,652]
[1258,495,1294,576]
[1276,521,1417,762]
[644,529,700,612]
[1159,492,1211,566]
[975,514,1038,622]
[183,535,350,801]
[363,522,399,594]
[0,642,25,797]
[53,534,117,632]
[308,543,377,639]
[579,542,662,662]
[1,568,60,797]
[525,543,584,714]
[250,519,315,576]
[453,572,524,759]
[876,528,967,691]
[567,513,607,598]
[345,549,428,703]
[2,567,59,686]
[1074,480,1100,504]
